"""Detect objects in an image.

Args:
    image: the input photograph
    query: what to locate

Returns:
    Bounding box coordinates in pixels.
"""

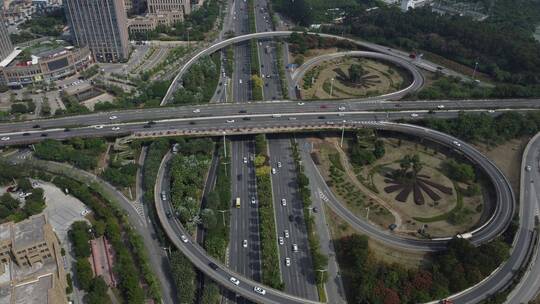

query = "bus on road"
[235,197,241,208]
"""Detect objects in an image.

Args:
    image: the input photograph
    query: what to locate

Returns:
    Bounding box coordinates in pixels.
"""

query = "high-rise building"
[147,0,190,15]
[64,0,130,62]
[0,14,13,62]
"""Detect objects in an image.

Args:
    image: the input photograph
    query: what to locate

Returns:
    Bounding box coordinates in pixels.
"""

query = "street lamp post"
[340,120,346,148]
[316,269,327,284]
[472,61,479,80]
[330,78,335,97]
[217,209,228,225]
[222,132,227,158]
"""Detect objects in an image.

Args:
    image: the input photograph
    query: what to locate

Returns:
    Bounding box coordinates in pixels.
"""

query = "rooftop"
[13,214,46,250]
[0,224,11,244]
[12,274,53,304]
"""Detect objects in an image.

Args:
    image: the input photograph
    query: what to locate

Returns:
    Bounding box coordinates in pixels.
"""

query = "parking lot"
[39,181,89,244]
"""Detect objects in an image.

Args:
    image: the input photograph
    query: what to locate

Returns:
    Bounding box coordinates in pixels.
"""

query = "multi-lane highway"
[268,136,318,300]
[147,117,518,304]
[1,98,539,136]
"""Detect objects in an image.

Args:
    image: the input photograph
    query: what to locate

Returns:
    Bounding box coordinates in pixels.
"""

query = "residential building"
[128,11,185,34]
[147,0,190,16]
[0,15,13,62]
[64,0,130,62]
[0,214,67,304]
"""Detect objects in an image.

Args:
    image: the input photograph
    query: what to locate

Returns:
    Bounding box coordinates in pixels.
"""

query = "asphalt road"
[148,119,515,304]
[228,2,264,303]
[156,152,321,304]
[499,133,540,304]
[229,138,262,288]
[252,1,317,298]
[1,98,539,134]
[290,50,424,99]
[160,30,428,104]
[267,136,318,300]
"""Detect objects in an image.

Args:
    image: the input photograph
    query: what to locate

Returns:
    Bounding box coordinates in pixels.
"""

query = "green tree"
[75,258,94,290]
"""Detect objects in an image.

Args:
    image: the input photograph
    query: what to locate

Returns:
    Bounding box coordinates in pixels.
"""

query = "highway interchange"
[2,5,540,304]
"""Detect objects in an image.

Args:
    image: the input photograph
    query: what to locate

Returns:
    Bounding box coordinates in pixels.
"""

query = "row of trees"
[53,175,160,303]
[34,138,107,170]
[254,134,283,289]
[336,234,510,303]
[290,140,329,285]
[68,221,111,304]
[422,111,540,145]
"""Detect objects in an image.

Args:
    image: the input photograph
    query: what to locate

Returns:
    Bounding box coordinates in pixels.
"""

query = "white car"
[338,106,346,111]
[109,115,118,120]
[437,105,445,109]
[193,108,201,113]
[254,286,266,295]
[94,125,104,129]
[488,110,495,113]
[226,119,235,123]
[243,157,248,164]
[180,235,188,243]
[526,165,532,172]
[243,239,248,248]
[251,197,256,204]
[281,198,287,206]
[292,243,298,252]
[277,161,282,168]
[239,79,243,84]
[279,237,284,245]
[452,141,461,147]
[112,127,120,131]
[271,168,276,174]
[410,113,419,118]
[285,257,291,267]
[230,277,240,285]
[297,102,305,106]
[284,230,289,238]
[81,209,90,216]
[1,137,9,141]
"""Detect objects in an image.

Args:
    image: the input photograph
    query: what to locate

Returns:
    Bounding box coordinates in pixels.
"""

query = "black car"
[312,207,318,213]
[166,211,172,219]
[318,116,326,119]
[64,128,71,132]
[22,133,30,136]
[40,133,48,137]
[189,121,196,125]
[143,124,152,129]
[242,117,251,121]
[32,124,40,129]
[209,262,219,270]
[288,214,294,222]
[239,110,247,113]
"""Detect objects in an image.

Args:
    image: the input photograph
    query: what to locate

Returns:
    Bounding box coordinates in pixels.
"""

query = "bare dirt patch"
[474,137,529,194]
